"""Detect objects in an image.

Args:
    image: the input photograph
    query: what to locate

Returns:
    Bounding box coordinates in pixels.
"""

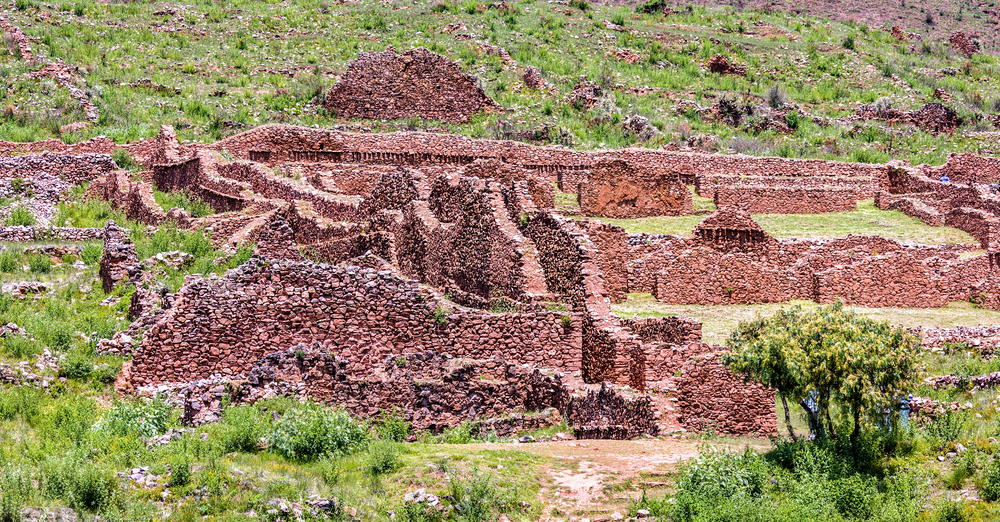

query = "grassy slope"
[1,0,1000,166]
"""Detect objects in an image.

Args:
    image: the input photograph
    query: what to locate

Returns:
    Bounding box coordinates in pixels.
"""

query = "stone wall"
[0,153,117,185]
[676,351,777,436]
[620,316,703,345]
[714,186,861,214]
[129,258,582,386]
[324,47,499,124]
[566,383,659,439]
[695,174,874,199]
[86,171,169,226]
[0,226,104,242]
[936,153,1000,185]
[579,158,692,218]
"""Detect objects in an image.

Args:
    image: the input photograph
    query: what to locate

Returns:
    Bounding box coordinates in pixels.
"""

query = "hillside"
[2,0,1000,166]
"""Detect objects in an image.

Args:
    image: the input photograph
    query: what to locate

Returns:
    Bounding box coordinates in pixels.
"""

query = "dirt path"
[467,437,712,520]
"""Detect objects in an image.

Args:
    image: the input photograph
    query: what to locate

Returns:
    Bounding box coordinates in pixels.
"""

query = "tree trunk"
[780,393,797,442]
[826,408,838,439]
[851,406,861,451]
[799,398,822,439]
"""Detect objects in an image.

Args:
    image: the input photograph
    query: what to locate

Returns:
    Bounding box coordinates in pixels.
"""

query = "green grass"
[1,0,999,166]
[613,293,1000,344]
[592,199,979,245]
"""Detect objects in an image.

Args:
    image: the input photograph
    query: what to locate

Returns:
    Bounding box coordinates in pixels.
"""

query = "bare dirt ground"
[470,436,769,520]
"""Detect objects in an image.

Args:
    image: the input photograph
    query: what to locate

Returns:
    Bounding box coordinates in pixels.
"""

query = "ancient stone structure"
[579,158,692,218]
[324,47,499,124]
[949,31,980,57]
[98,221,139,294]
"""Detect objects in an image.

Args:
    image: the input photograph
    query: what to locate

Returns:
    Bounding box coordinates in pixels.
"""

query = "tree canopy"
[723,302,920,445]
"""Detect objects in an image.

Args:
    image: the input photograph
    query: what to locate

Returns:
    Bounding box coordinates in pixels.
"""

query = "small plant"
[561,315,573,328]
[766,84,787,108]
[95,398,173,438]
[168,457,191,487]
[842,35,855,50]
[28,254,51,273]
[5,206,35,227]
[980,457,1000,501]
[111,148,136,171]
[59,351,94,380]
[569,0,589,11]
[375,408,411,442]
[365,440,402,477]
[433,306,448,326]
[219,404,268,453]
[0,248,18,273]
[80,243,102,265]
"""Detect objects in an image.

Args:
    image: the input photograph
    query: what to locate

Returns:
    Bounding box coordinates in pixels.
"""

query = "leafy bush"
[979,457,1000,501]
[5,206,35,226]
[27,254,51,273]
[80,243,102,265]
[218,404,268,453]
[926,410,968,443]
[2,336,40,359]
[70,462,116,509]
[767,84,788,108]
[95,398,172,438]
[438,422,474,444]
[637,0,667,13]
[0,388,42,423]
[365,441,402,477]
[0,248,19,272]
[59,351,94,379]
[267,403,366,461]
[375,408,411,442]
[168,456,191,487]
[0,467,31,522]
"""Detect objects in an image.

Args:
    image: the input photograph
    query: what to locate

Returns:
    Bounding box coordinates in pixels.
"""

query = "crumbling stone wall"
[0,226,104,242]
[567,383,659,439]
[129,258,582,386]
[676,352,776,436]
[87,171,169,226]
[324,47,499,124]
[579,159,692,218]
[0,153,117,185]
[620,316,703,345]
[98,221,139,294]
[582,220,629,303]
[696,174,874,199]
[714,186,861,214]
[936,153,1000,185]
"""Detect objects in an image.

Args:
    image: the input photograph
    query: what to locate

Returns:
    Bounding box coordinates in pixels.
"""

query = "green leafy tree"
[724,302,919,448]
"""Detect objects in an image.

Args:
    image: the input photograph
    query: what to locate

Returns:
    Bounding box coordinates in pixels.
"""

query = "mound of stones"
[324,47,499,124]
[706,54,746,76]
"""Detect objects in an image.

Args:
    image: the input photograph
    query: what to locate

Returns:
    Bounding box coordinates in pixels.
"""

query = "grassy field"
[612,293,1000,343]
[592,199,981,244]
[2,0,1000,166]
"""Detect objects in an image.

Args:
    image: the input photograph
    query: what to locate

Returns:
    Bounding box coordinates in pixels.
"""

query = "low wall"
[714,186,861,214]
[0,226,104,242]
[217,162,360,222]
[0,153,117,185]
[621,316,703,345]
[129,258,583,386]
[695,174,875,199]
[579,158,692,218]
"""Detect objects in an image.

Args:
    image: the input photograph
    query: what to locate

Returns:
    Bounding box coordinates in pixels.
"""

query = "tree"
[723,302,920,448]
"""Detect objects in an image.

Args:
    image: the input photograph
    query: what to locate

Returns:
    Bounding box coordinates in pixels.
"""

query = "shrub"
[5,207,35,226]
[0,388,42,423]
[59,351,94,379]
[95,399,172,438]
[365,441,402,477]
[979,457,1000,501]
[90,363,121,385]
[267,403,366,461]
[2,336,40,359]
[0,248,19,272]
[168,457,191,487]
[70,463,116,509]
[52,396,96,446]
[767,84,788,108]
[926,409,968,443]
[153,190,214,218]
[0,467,31,522]
[375,408,411,442]
[449,473,517,522]
[27,254,51,273]
[842,35,855,50]
[80,243,102,265]
[439,422,474,444]
[218,404,268,453]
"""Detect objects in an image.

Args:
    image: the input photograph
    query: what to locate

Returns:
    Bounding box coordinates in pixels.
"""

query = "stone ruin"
[949,31,980,57]
[324,47,499,124]
[11,120,1000,440]
[706,54,746,76]
[855,102,960,135]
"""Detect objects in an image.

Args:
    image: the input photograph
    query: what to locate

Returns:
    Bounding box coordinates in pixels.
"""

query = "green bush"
[90,362,121,385]
[365,441,402,477]
[979,457,1000,501]
[153,190,214,218]
[2,336,41,359]
[168,457,191,487]
[0,388,42,423]
[438,422,474,444]
[111,148,136,171]
[27,254,51,273]
[59,351,94,379]
[6,207,35,227]
[0,467,31,522]
[95,398,173,438]
[267,403,366,461]
[70,462,116,510]
[375,408,411,442]
[218,404,268,453]
[80,243,102,265]
[0,248,18,272]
